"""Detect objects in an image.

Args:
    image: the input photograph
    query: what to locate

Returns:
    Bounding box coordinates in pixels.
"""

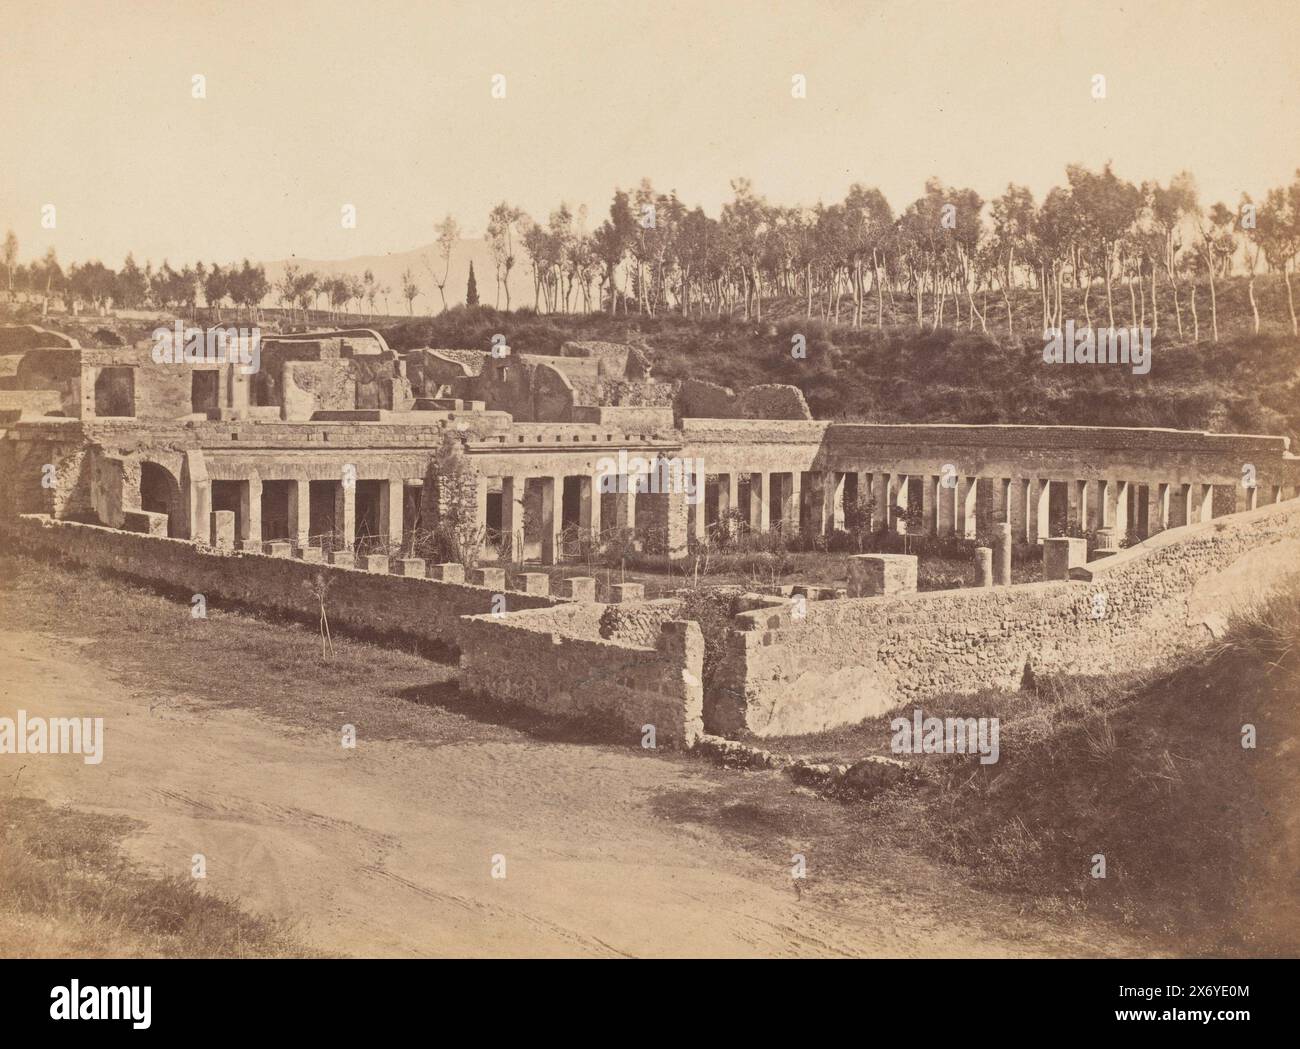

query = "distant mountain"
[262,239,535,317]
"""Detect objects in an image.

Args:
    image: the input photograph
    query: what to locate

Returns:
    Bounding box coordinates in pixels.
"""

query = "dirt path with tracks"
[1,629,1143,958]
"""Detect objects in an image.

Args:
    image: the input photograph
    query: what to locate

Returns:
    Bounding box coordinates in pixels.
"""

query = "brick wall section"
[458,613,705,745]
[7,515,558,652]
[712,499,1300,737]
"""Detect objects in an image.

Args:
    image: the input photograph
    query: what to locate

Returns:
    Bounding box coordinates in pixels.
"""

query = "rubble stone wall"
[7,514,559,652]
[458,613,704,745]
[711,499,1300,737]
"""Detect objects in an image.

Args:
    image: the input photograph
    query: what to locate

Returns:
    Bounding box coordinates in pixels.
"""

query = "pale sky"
[2,0,1297,268]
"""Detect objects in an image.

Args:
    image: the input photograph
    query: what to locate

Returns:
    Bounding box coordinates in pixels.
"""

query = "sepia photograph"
[0,0,1296,1027]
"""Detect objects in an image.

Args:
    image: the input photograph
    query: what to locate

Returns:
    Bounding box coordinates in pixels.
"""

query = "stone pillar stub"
[470,566,506,589]
[514,572,550,596]
[1042,536,1088,580]
[846,553,918,598]
[560,577,596,602]
[609,582,645,604]
[992,522,1012,586]
[428,562,466,583]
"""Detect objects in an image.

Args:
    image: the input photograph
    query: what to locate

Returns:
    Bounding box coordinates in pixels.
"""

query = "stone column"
[992,522,1012,585]
[995,478,1012,528]
[379,478,404,550]
[580,474,601,540]
[1084,479,1102,533]
[1197,483,1215,523]
[1086,480,1107,538]
[1103,479,1119,530]
[181,450,211,543]
[718,471,735,523]
[1067,479,1083,533]
[938,477,957,536]
[811,470,832,532]
[1008,478,1028,542]
[977,478,993,532]
[242,473,263,548]
[688,462,706,543]
[872,473,889,531]
[752,472,769,533]
[786,471,802,533]
[614,472,636,530]
[334,478,356,551]
[1169,482,1190,528]
[1146,482,1170,536]
[1113,480,1130,534]
[1030,478,1051,543]
[540,475,562,565]
[664,489,688,558]
[921,474,936,535]
[975,546,993,587]
[288,477,310,545]
[827,471,845,531]
[891,474,908,534]
[500,475,525,562]
[474,474,489,558]
[957,476,977,539]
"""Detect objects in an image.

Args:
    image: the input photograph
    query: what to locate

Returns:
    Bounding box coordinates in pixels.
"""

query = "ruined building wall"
[676,379,813,421]
[6,515,559,652]
[458,612,705,745]
[454,357,578,422]
[710,498,1300,737]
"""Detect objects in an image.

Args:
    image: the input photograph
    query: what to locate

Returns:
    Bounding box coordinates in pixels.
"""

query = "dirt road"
[1,629,1133,958]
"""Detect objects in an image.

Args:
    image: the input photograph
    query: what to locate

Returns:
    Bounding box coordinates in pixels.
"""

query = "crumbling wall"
[7,515,559,652]
[736,384,812,419]
[598,597,686,646]
[0,431,94,518]
[675,379,812,421]
[676,378,737,420]
[283,360,355,419]
[404,349,482,397]
[0,325,80,351]
[459,612,704,744]
[14,349,83,417]
[0,389,64,422]
[712,498,1300,737]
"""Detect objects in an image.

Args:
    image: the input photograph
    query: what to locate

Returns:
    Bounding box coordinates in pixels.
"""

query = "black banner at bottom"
[0,958,1290,1036]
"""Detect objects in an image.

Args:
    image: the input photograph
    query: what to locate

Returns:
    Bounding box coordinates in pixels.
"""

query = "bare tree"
[401,268,420,315]
[429,214,460,312]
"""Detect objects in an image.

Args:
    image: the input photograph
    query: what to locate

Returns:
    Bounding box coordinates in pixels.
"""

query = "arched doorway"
[140,461,182,538]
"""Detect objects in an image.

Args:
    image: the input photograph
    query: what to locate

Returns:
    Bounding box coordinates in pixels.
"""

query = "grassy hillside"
[380,276,1300,442]
[7,273,1297,441]
[759,579,1300,955]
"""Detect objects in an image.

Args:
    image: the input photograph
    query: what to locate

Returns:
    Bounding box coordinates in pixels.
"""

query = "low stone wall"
[458,613,705,745]
[711,499,1300,737]
[598,597,686,646]
[6,515,559,653]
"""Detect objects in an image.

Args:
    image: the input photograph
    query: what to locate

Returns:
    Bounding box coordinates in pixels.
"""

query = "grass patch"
[0,795,315,958]
[753,577,1300,955]
[0,553,612,746]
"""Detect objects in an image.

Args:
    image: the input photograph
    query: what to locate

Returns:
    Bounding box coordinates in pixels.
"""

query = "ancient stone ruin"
[3,323,1299,746]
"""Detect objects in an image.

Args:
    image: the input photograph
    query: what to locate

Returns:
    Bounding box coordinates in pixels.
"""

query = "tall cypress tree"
[466,261,479,307]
